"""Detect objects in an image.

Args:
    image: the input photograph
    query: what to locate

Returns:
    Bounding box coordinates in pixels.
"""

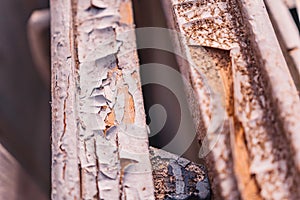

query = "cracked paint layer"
[75,0,155,199]
[51,0,154,199]
[51,0,81,199]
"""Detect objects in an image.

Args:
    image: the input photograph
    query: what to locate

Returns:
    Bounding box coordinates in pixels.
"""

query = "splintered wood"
[51,0,154,199]
[161,0,300,199]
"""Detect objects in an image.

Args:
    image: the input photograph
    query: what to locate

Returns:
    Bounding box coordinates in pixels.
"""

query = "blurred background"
[0,0,50,198]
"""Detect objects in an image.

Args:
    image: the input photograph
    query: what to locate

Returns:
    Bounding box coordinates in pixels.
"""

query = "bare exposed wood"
[160,0,300,199]
[51,0,155,199]
[0,143,47,200]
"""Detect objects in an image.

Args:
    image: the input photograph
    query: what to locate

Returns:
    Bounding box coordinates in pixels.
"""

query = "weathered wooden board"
[51,0,154,199]
[160,0,300,199]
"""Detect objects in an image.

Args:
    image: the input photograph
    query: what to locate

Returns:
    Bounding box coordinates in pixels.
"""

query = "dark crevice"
[132,0,202,164]
[289,8,300,33]
[79,163,83,199]
[85,5,105,15]
[94,140,100,199]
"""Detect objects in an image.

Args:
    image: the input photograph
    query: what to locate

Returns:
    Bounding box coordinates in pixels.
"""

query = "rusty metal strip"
[161,0,300,199]
[51,0,155,199]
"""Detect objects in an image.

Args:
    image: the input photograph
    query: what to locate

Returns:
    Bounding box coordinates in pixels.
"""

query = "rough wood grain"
[51,0,155,199]
[51,0,81,198]
[160,0,300,199]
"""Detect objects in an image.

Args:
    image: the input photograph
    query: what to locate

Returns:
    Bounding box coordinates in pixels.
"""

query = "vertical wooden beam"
[160,0,300,199]
[51,0,155,199]
[51,0,81,198]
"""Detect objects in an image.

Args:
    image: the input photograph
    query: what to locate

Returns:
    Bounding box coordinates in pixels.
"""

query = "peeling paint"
[51,0,156,199]
[75,0,155,199]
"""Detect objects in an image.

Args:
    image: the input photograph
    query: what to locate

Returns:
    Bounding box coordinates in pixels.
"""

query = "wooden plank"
[0,143,47,200]
[51,0,155,199]
[160,0,300,199]
[51,0,80,198]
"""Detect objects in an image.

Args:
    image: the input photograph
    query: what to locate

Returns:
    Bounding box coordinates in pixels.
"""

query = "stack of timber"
[50,0,300,199]
[51,0,209,199]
